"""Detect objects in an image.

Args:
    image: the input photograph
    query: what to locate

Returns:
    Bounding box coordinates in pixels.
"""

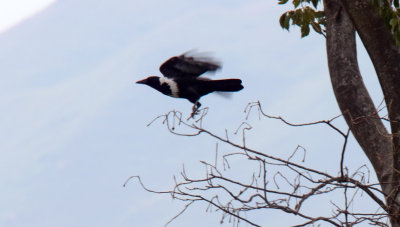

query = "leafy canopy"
[279,0,400,45]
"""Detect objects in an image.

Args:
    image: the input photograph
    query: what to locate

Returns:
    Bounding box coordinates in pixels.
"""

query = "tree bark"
[339,1,400,139]
[338,1,400,224]
[323,0,393,186]
[325,0,400,225]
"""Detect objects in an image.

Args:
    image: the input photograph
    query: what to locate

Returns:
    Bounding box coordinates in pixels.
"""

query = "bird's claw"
[188,102,201,119]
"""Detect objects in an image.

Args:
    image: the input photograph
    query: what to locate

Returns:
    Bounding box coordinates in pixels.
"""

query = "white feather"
[160,77,179,97]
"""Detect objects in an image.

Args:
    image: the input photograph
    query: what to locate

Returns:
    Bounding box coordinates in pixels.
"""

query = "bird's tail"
[208,79,243,92]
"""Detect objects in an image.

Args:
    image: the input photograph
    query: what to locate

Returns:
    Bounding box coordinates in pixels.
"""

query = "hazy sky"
[0,0,385,226]
[0,0,55,32]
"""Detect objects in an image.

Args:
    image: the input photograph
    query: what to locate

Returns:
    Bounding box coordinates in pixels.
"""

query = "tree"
[280,0,400,225]
[128,0,400,226]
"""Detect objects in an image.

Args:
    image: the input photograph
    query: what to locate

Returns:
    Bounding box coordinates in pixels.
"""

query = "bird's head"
[136,76,160,88]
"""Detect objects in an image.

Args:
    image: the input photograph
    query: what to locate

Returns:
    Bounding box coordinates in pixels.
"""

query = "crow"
[136,52,243,113]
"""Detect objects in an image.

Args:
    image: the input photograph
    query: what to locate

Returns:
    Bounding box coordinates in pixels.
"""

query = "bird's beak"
[136,78,147,84]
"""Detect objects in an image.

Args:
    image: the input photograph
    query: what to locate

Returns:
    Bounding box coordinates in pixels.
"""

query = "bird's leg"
[193,101,201,112]
[189,101,201,119]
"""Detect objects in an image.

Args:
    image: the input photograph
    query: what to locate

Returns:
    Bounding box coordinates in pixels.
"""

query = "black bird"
[136,52,244,112]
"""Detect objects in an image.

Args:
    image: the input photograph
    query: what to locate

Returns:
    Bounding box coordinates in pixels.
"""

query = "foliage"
[278,0,400,44]
[278,0,326,37]
[372,0,400,45]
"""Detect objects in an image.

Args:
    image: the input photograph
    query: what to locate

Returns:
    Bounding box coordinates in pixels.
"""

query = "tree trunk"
[324,0,400,224]
[338,1,400,224]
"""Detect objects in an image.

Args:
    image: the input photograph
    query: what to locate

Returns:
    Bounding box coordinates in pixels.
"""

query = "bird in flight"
[136,51,244,114]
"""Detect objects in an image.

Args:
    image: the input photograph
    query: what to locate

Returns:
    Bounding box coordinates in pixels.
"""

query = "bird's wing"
[159,52,221,78]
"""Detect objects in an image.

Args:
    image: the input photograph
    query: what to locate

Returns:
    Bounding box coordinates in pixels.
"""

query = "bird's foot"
[188,102,201,119]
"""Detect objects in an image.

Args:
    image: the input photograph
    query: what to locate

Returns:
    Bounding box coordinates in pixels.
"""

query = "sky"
[0,0,386,226]
[0,0,55,33]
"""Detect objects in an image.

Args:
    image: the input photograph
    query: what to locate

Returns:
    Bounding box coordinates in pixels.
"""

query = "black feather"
[159,53,221,78]
[137,51,243,107]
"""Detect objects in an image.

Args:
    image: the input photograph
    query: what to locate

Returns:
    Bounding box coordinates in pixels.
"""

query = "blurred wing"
[159,52,221,78]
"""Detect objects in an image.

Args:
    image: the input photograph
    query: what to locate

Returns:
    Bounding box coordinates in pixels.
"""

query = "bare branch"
[133,102,391,226]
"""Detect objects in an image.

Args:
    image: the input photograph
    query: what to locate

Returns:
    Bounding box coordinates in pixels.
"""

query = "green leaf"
[277,1,326,38]
[314,11,325,18]
[318,17,327,27]
[279,13,291,30]
[311,22,322,34]
[292,9,303,26]
[302,7,313,23]
[293,0,301,8]
[278,0,290,4]
[311,0,319,8]
[301,24,310,37]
